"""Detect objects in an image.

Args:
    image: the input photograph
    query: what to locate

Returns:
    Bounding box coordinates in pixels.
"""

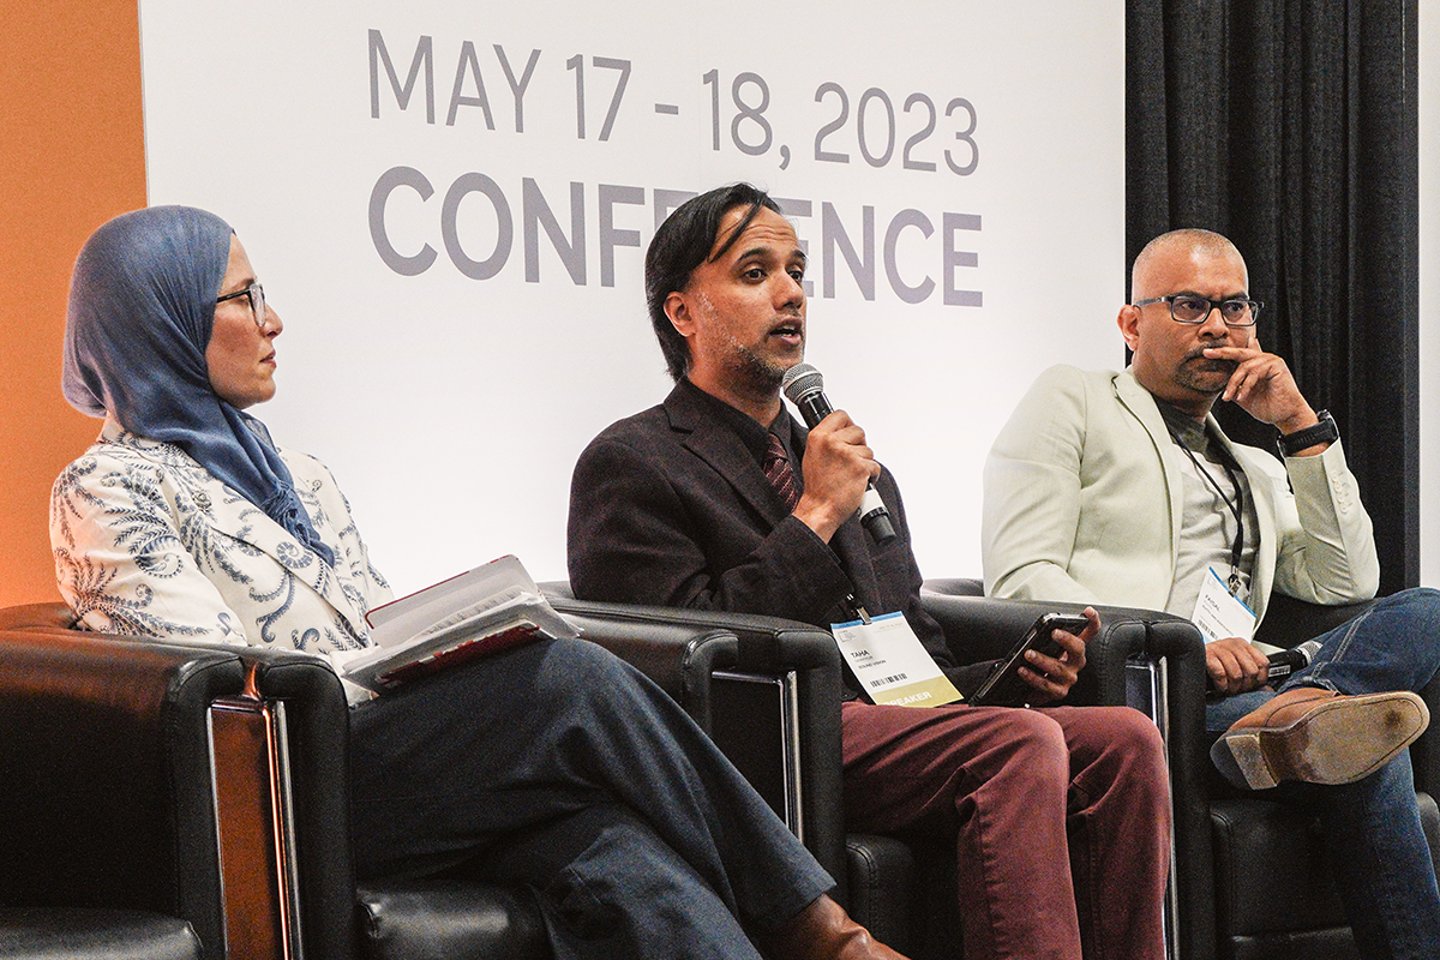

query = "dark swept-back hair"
[644,182,781,381]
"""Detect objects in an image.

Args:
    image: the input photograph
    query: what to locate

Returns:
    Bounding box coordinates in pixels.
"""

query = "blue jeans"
[1206,587,1440,960]
[349,637,833,959]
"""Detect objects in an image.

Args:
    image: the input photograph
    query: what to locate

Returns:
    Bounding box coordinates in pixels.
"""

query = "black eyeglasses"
[1132,294,1262,328]
[215,282,267,328]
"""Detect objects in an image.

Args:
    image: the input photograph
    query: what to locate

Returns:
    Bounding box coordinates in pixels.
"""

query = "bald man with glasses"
[982,227,1440,957]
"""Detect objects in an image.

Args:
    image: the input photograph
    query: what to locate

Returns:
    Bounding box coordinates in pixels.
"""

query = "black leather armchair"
[544,582,1199,960]
[916,583,1207,959]
[233,644,548,960]
[245,597,845,960]
[38,586,1406,960]
[0,600,845,960]
[0,604,246,960]
[1196,593,1440,960]
[921,586,1440,960]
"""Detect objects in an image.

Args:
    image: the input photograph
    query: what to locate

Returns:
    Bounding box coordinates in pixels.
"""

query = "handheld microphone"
[1265,639,1323,682]
[1206,639,1322,690]
[780,363,897,544]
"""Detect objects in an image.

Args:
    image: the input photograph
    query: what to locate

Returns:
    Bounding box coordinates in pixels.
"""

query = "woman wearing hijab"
[50,206,907,960]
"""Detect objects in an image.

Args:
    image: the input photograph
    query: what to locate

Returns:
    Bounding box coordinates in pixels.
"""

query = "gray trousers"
[348,637,833,959]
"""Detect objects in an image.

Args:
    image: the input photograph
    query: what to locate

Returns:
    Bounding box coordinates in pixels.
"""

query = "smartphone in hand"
[968,612,1090,707]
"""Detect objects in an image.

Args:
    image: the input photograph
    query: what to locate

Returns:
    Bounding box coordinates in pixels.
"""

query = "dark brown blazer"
[567,379,991,695]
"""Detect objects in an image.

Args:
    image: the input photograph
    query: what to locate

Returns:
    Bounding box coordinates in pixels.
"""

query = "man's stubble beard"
[1174,354,1236,397]
[697,294,800,397]
[728,340,791,395]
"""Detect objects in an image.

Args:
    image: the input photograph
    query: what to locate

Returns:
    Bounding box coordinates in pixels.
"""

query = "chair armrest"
[545,582,840,712]
[548,595,838,714]
[0,621,247,960]
[918,593,1201,707]
[243,648,357,960]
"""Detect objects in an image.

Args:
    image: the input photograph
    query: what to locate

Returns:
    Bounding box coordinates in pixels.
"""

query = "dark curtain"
[1127,0,1420,593]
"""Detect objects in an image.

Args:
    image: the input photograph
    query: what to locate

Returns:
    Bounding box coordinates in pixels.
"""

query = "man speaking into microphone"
[567,183,1170,960]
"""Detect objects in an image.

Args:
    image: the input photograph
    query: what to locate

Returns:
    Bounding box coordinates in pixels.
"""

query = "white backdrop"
[139,0,1124,593]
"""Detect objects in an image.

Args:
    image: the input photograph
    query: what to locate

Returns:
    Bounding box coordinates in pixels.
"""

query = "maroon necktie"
[763,432,800,511]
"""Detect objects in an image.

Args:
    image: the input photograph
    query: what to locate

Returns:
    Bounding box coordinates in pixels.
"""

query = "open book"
[341,555,578,692]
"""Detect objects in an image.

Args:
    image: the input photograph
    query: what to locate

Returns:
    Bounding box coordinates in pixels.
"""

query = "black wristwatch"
[1277,409,1339,456]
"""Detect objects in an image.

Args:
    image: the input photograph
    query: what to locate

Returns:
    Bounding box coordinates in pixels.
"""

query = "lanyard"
[845,593,872,623]
[1170,430,1246,593]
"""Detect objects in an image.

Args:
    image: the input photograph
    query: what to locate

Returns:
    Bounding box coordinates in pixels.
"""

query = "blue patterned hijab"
[63,205,335,566]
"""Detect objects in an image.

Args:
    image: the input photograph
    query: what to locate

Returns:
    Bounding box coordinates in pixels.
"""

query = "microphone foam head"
[781,363,824,404]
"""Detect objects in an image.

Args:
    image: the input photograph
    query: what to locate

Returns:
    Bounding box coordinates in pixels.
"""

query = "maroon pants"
[841,701,1170,960]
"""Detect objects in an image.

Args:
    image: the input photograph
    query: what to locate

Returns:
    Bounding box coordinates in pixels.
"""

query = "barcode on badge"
[870,672,908,688]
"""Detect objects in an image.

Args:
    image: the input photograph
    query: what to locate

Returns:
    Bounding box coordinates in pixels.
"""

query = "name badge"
[1191,566,1257,645]
[830,611,963,708]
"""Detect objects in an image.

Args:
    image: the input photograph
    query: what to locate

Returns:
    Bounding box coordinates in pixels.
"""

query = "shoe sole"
[1211,692,1430,790]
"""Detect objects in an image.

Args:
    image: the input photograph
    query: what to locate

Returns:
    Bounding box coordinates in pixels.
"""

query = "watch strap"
[1277,409,1339,456]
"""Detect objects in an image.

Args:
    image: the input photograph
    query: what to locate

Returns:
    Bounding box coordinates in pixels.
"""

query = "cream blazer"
[981,365,1379,624]
[51,421,392,662]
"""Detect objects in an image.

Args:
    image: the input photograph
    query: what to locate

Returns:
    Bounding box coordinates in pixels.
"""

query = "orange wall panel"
[0,2,146,606]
